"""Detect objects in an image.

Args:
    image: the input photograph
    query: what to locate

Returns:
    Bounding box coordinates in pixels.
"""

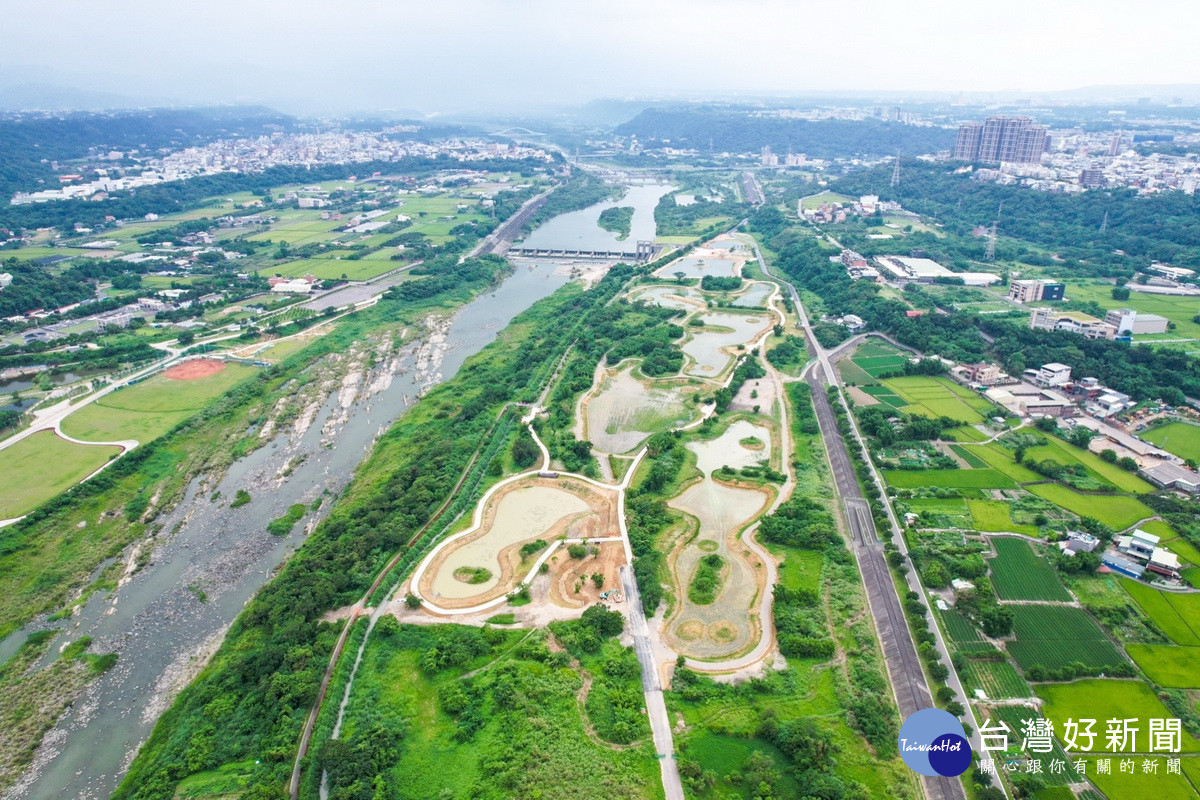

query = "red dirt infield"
[163,359,227,381]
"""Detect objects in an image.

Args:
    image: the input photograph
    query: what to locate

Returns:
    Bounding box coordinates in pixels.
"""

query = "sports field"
[881,375,996,424]
[883,468,1016,489]
[1038,678,1200,753]
[1025,484,1154,530]
[1143,421,1200,462]
[1006,605,1126,673]
[0,431,122,519]
[62,362,255,443]
[262,257,403,281]
[988,537,1072,602]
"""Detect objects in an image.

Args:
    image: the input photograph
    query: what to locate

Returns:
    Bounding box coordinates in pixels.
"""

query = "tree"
[1111,286,1131,301]
[404,593,421,609]
[591,572,604,589]
[1100,448,1118,463]
[177,330,196,346]
[1117,456,1139,472]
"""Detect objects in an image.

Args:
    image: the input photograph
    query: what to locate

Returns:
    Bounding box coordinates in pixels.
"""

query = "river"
[519,183,674,251]
[6,181,667,799]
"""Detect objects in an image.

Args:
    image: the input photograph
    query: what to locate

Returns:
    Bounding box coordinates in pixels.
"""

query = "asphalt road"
[620,566,685,800]
[750,231,968,800]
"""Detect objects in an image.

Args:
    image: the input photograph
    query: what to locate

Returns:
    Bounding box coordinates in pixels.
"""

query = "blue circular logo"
[898,708,972,777]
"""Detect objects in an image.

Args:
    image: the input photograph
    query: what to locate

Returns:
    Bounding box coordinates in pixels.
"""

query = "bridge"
[507,240,658,262]
[490,126,546,136]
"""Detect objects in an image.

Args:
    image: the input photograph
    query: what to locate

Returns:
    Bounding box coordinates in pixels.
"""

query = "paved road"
[747,230,969,800]
[620,565,685,800]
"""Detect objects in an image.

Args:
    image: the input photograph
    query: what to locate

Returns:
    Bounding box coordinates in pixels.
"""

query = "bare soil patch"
[164,359,227,381]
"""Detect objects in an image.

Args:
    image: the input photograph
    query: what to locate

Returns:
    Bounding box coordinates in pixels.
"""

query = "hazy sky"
[3,0,1199,113]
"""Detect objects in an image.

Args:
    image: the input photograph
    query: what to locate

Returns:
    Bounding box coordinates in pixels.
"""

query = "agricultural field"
[986,705,1081,785]
[848,341,910,377]
[1123,580,1200,646]
[1088,758,1200,800]
[961,658,1031,699]
[260,256,405,281]
[1143,421,1200,462]
[0,431,122,519]
[882,375,996,424]
[1006,605,1126,673]
[962,442,1045,482]
[1025,484,1154,530]
[967,499,1038,535]
[938,609,997,655]
[950,444,988,467]
[61,361,256,444]
[1022,433,1155,494]
[1126,644,1200,688]
[988,537,1072,602]
[882,468,1016,489]
[1038,678,1200,753]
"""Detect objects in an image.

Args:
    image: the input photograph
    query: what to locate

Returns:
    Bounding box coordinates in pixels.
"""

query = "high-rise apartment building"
[954,116,1049,164]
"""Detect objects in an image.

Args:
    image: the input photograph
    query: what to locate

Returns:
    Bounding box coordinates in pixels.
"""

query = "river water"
[6,180,665,799]
[519,183,674,252]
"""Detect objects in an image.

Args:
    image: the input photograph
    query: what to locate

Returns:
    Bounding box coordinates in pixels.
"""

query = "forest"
[835,161,1200,271]
[616,107,955,158]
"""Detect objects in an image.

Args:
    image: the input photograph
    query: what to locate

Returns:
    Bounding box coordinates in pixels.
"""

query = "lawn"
[1038,678,1200,753]
[1123,580,1200,646]
[1126,644,1200,688]
[1006,605,1127,673]
[771,545,823,594]
[61,364,255,444]
[883,468,1016,489]
[1143,421,1200,463]
[988,537,1072,602]
[961,658,1031,699]
[1026,484,1153,530]
[0,431,122,519]
[1067,280,1200,342]
[968,500,1039,535]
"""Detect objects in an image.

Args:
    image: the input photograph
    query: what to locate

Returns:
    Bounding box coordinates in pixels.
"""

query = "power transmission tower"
[890,154,901,188]
[1099,209,1108,232]
[985,202,1003,261]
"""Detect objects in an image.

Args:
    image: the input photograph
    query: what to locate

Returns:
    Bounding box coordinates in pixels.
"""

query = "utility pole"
[1099,209,1108,232]
[890,153,901,188]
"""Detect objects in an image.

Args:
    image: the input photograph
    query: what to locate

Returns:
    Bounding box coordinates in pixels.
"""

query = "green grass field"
[1143,421,1200,462]
[968,500,1039,534]
[1066,280,1200,342]
[1038,678,1200,753]
[260,256,404,281]
[1123,580,1200,646]
[800,191,855,210]
[61,363,255,444]
[881,375,995,424]
[961,658,1031,699]
[1007,605,1126,673]
[0,431,122,519]
[883,468,1017,489]
[1023,433,1154,494]
[988,537,1072,602]
[946,426,989,442]
[1026,484,1153,530]
[951,444,988,467]
[772,545,823,594]
[1126,644,1200,688]
[962,442,1045,481]
[938,610,996,655]
[1088,757,1200,800]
